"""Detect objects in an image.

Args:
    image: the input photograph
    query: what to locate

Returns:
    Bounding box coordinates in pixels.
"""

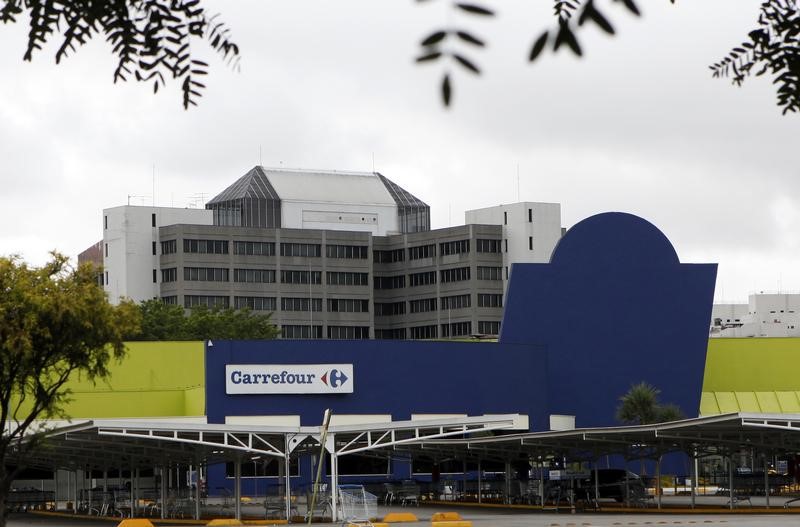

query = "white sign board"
[226,364,354,394]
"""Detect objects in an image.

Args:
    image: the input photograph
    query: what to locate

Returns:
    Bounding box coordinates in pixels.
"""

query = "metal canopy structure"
[19,415,523,521]
[17,413,800,518]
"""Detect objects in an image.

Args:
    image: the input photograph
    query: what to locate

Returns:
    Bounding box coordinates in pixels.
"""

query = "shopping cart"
[337,484,377,527]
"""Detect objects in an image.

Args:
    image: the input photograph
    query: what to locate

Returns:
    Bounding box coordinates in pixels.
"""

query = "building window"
[104,243,108,257]
[234,241,275,256]
[233,268,276,283]
[326,271,369,286]
[161,239,177,254]
[505,266,508,280]
[441,294,471,310]
[161,296,178,305]
[104,215,108,230]
[528,208,532,223]
[234,296,277,311]
[104,271,108,285]
[281,325,322,339]
[161,267,177,283]
[409,325,437,339]
[373,249,404,263]
[409,271,436,287]
[280,243,321,257]
[478,321,501,335]
[478,293,503,308]
[375,328,407,339]
[374,301,406,316]
[529,236,533,250]
[439,239,470,256]
[152,269,157,283]
[326,244,368,259]
[374,275,405,289]
[281,297,322,312]
[280,270,322,284]
[441,321,471,338]
[408,244,435,260]
[503,211,507,225]
[327,326,370,339]
[327,298,369,313]
[151,241,157,255]
[151,213,156,227]
[476,239,501,253]
[440,267,470,283]
[477,266,502,280]
[409,298,437,313]
[183,239,229,254]
[504,239,508,252]
[184,267,229,282]
[184,295,229,309]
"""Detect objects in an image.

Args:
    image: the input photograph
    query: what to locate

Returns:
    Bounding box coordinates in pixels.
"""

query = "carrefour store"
[20,213,800,517]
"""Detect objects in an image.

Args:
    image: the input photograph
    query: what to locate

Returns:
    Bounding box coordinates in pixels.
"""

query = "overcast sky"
[0,0,796,303]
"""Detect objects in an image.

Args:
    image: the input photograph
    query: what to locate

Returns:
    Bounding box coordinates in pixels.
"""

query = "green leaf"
[442,73,452,106]
[456,31,484,47]
[416,51,442,63]
[529,32,549,62]
[579,2,615,35]
[421,30,447,46]
[452,53,480,74]
[455,3,495,16]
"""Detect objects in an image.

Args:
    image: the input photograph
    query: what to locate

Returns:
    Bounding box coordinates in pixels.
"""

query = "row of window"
[162,266,500,286]
[159,238,504,259]
[163,240,370,259]
[164,268,372,286]
[281,325,370,340]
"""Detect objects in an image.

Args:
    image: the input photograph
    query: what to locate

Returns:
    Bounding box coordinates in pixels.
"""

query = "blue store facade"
[204,213,717,493]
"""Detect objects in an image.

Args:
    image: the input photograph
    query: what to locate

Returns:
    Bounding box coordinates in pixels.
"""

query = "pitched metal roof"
[207,166,280,203]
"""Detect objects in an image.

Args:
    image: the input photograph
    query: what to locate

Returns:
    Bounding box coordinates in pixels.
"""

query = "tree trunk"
[0,467,15,527]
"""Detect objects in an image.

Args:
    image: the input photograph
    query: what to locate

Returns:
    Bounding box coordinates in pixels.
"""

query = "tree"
[0,253,140,526]
[3,1,799,113]
[132,299,280,340]
[616,381,685,425]
[0,0,240,108]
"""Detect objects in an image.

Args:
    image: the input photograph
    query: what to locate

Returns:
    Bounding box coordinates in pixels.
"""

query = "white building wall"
[711,293,800,337]
[103,206,212,304]
[281,200,400,235]
[465,202,562,289]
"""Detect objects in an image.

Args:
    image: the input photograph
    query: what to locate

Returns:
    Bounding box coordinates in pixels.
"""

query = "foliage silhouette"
[0,0,240,109]
[0,253,140,525]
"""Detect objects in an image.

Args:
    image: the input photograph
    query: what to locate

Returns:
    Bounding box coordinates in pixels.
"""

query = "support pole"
[690,451,697,510]
[594,460,600,511]
[161,466,167,520]
[235,458,242,520]
[764,454,770,509]
[656,457,662,510]
[477,460,482,504]
[54,469,59,511]
[284,436,292,521]
[133,467,139,517]
[195,460,201,520]
[624,460,630,508]
[330,435,338,522]
[728,454,734,511]
[504,462,511,504]
[539,459,545,510]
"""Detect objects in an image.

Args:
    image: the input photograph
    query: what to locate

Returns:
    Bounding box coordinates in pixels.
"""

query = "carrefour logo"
[226,364,354,394]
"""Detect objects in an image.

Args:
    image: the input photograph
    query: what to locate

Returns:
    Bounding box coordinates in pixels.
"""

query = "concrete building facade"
[711,293,800,337]
[101,167,562,339]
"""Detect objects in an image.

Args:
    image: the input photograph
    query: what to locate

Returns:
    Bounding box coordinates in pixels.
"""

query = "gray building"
[102,167,557,340]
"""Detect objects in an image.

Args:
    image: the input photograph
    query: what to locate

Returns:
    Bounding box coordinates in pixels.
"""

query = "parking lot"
[10,500,800,527]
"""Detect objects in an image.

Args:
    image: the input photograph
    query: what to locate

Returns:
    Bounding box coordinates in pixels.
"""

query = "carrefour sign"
[225,364,354,394]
